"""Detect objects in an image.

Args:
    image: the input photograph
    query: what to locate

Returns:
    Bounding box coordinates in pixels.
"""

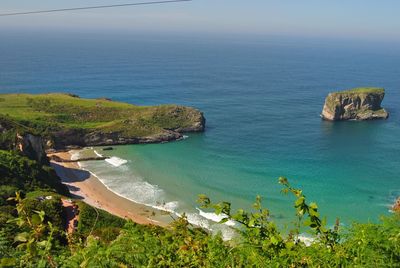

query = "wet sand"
[49,151,169,226]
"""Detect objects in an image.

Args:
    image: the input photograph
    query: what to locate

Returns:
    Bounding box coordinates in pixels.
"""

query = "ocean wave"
[152,201,179,214]
[197,208,236,226]
[105,156,128,167]
[76,148,237,240]
[70,150,81,161]
[297,235,315,246]
[186,212,237,240]
[94,150,103,157]
[186,213,211,229]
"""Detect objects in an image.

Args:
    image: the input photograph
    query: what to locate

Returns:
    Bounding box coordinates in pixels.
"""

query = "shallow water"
[1,32,399,230]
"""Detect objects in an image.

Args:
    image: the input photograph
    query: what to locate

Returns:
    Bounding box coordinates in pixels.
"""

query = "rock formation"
[50,126,196,149]
[16,133,48,164]
[321,88,389,121]
[393,197,400,213]
[0,94,206,150]
[49,154,108,163]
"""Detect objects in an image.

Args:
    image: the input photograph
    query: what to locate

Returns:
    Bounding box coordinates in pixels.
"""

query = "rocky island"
[0,93,205,158]
[321,87,389,121]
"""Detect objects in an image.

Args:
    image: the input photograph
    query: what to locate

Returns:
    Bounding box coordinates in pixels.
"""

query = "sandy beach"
[49,151,169,226]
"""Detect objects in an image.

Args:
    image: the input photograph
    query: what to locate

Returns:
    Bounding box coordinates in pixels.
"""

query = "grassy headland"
[0,93,205,148]
[334,87,385,95]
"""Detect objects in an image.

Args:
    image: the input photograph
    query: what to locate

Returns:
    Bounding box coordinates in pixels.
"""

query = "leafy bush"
[2,166,400,267]
[0,150,69,195]
[21,194,65,231]
[91,227,123,244]
[76,201,126,239]
[0,185,18,206]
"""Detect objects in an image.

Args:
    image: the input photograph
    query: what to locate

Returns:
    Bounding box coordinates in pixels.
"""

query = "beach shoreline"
[49,151,169,227]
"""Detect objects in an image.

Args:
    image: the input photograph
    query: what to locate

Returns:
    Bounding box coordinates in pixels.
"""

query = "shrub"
[76,201,126,238]
[0,150,69,195]
[0,185,18,206]
[21,194,65,231]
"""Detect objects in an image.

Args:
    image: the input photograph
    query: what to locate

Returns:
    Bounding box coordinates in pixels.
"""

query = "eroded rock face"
[393,198,400,213]
[170,107,206,132]
[321,88,389,121]
[49,106,206,149]
[16,133,48,164]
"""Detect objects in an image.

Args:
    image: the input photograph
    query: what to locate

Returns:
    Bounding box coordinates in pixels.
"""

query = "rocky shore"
[393,198,400,213]
[0,93,206,157]
[49,154,109,163]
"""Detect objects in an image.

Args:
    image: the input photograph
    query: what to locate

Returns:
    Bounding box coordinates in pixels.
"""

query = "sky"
[0,0,399,41]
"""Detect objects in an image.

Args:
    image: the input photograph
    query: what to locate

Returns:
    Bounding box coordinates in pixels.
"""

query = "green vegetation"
[0,149,399,267]
[0,94,204,148]
[334,87,385,94]
[0,150,68,196]
[0,92,397,266]
[75,201,126,242]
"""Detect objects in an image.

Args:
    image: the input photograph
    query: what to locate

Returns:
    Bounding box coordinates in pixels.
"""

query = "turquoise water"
[1,32,400,228]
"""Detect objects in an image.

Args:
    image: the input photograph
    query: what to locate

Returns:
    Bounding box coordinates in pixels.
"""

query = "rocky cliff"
[321,88,389,121]
[0,94,206,150]
[51,128,187,149]
[16,133,48,164]
[393,198,400,213]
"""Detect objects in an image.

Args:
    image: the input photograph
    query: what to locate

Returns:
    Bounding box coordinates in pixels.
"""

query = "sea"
[1,31,399,235]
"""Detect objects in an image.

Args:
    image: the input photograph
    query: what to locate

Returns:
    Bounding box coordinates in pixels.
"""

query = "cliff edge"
[0,93,205,150]
[321,88,389,121]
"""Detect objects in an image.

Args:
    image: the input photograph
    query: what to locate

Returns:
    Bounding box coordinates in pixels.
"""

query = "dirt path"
[62,199,78,234]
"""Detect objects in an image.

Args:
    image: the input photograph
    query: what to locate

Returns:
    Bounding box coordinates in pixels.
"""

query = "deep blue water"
[1,32,400,227]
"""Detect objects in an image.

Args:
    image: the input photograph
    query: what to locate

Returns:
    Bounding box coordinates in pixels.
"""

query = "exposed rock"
[393,197,400,213]
[46,105,206,150]
[49,154,108,163]
[321,88,389,121]
[16,133,48,164]
[170,107,206,132]
[49,128,184,149]
[1,94,206,150]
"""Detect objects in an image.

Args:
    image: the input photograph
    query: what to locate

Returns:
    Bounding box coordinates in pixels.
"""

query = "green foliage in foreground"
[0,150,68,197]
[0,150,399,267]
[75,201,126,242]
[3,188,400,267]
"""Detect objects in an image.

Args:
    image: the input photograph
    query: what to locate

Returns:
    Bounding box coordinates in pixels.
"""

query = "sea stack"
[321,87,389,121]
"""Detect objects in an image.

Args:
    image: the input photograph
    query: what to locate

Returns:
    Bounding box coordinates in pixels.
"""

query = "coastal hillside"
[1,149,399,267]
[0,97,399,266]
[0,93,205,149]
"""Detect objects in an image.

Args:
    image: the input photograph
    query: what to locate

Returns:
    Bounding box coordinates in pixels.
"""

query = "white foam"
[105,156,128,167]
[70,150,81,161]
[153,201,179,213]
[197,208,236,226]
[183,135,189,139]
[94,150,103,157]
[184,213,209,229]
[74,148,240,241]
[297,235,315,246]
[76,165,166,208]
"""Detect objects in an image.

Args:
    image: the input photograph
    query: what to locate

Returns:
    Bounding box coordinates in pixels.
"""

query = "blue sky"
[1,0,399,41]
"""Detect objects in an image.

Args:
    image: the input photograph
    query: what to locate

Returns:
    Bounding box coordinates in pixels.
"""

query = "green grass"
[335,87,385,94]
[0,93,203,140]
